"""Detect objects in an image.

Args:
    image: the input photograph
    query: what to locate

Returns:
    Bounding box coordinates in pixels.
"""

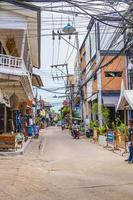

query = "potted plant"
[87,120,99,140]
[33,116,41,137]
[97,125,107,146]
[111,121,119,149]
[80,122,85,135]
[112,118,128,151]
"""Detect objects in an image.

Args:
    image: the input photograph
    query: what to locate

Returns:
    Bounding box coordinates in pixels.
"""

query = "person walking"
[126,119,133,163]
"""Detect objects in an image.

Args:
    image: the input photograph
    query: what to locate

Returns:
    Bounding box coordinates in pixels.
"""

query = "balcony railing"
[0,54,23,68]
[0,54,34,99]
[0,54,26,76]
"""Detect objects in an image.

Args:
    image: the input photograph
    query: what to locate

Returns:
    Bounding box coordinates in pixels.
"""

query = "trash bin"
[28,126,33,137]
[33,125,40,138]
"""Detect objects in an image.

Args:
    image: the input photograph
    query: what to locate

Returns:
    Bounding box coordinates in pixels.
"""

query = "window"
[0,42,6,55]
[94,73,97,80]
[128,70,133,89]
[105,71,123,77]
[83,51,86,57]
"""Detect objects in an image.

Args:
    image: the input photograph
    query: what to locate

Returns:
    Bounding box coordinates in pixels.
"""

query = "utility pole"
[52,24,84,123]
[75,33,84,123]
[96,22,103,126]
[67,78,73,126]
[51,64,69,80]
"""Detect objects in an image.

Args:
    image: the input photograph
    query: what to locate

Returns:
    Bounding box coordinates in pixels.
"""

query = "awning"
[32,74,44,87]
[102,96,119,107]
[116,90,133,110]
[88,93,97,102]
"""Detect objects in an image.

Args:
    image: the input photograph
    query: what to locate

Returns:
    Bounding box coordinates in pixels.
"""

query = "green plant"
[118,122,128,135]
[35,117,41,126]
[57,114,62,121]
[113,118,128,135]
[89,120,98,129]
[61,106,70,119]
[80,124,85,132]
[97,125,107,135]
[92,103,110,126]
[112,121,117,132]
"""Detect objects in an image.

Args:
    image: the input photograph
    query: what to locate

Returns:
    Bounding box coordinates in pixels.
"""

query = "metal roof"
[117,90,133,110]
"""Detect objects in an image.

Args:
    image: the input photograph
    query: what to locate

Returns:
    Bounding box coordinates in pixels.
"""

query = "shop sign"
[75,105,81,118]
[107,131,114,144]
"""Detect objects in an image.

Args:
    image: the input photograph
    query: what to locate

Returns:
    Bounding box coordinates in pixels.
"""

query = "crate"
[0,134,17,150]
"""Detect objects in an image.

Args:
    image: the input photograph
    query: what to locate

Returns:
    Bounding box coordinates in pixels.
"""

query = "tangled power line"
[4,0,132,98]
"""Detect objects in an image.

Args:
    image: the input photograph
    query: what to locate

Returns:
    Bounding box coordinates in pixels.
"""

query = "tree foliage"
[61,106,70,119]
[92,103,110,126]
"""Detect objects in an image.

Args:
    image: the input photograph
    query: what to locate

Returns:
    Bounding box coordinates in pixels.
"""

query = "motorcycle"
[73,128,79,139]
[61,124,65,130]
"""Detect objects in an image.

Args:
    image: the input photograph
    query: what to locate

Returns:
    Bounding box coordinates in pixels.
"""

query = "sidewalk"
[0,137,32,156]
[83,136,129,159]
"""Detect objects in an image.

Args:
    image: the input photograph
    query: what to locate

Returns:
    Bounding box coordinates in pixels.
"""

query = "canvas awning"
[32,74,44,88]
[102,96,119,107]
[88,93,97,102]
[116,90,133,110]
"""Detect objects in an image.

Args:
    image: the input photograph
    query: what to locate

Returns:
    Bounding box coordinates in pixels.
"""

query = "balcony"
[0,54,33,100]
[0,54,27,76]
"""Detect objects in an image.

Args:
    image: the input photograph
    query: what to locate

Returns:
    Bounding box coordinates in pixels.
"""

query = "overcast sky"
[33,1,129,112]
[36,9,88,112]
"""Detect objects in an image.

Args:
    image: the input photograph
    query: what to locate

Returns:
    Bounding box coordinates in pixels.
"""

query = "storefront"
[0,87,34,136]
[0,89,12,133]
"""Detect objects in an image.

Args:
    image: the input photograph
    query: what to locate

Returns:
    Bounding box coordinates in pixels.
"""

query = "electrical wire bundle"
[1,0,132,101]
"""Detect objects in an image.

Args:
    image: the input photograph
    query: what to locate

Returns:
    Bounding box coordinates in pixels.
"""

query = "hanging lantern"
[10,92,19,109]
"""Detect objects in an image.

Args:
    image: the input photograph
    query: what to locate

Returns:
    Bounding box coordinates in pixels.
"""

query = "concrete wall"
[101,55,126,91]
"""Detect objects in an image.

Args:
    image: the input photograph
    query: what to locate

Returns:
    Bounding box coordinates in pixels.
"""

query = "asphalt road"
[0,127,133,200]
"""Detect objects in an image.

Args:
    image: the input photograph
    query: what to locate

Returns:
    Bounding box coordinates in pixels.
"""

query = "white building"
[0,1,42,101]
[0,1,43,132]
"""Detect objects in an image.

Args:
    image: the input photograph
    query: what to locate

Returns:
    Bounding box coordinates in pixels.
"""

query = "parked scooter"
[61,123,65,131]
[73,128,79,139]
[72,121,80,139]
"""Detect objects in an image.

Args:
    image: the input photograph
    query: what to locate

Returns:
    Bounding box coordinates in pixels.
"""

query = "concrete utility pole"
[69,80,73,125]
[53,26,84,123]
[75,33,84,123]
[96,22,103,126]
[51,64,69,80]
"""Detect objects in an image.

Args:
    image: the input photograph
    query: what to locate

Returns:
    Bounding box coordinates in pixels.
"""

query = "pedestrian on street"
[126,119,133,163]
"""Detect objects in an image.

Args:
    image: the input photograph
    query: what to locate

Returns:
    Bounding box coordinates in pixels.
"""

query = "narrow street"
[0,127,133,200]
